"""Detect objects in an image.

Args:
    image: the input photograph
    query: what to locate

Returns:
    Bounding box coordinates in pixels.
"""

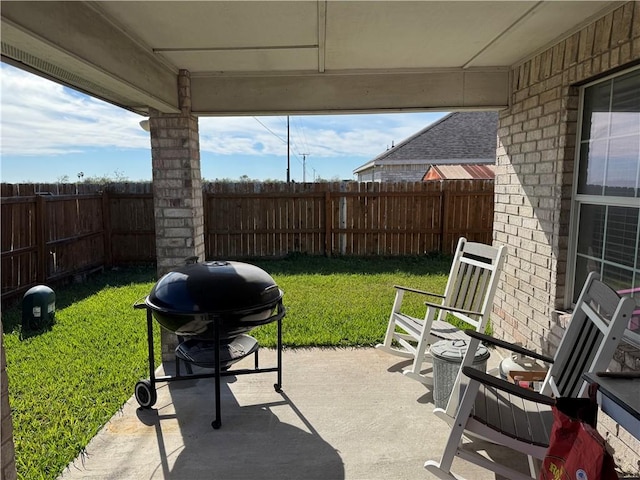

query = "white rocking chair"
[425,272,636,480]
[376,237,507,384]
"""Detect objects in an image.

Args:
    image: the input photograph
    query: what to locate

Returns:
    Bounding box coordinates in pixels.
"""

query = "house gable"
[354,111,498,181]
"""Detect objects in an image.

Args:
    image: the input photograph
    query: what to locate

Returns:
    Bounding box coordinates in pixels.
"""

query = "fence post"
[324,191,332,257]
[35,194,46,283]
[339,183,348,255]
[102,190,112,268]
[440,182,448,254]
[202,190,209,260]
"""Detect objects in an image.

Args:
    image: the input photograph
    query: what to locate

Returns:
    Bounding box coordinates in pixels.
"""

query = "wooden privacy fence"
[1,193,106,301]
[1,180,493,302]
[0,184,156,302]
[205,180,494,257]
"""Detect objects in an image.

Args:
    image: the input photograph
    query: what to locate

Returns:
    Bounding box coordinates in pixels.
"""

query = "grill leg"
[146,309,156,387]
[175,336,193,378]
[211,319,222,429]
[275,316,283,392]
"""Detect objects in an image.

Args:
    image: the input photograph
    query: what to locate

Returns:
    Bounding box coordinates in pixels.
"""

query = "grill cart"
[134,260,285,429]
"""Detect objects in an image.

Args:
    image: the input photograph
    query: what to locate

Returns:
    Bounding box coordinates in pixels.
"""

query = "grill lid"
[146,261,283,315]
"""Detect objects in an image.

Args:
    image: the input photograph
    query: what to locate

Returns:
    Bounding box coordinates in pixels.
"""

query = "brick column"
[1,323,18,480]
[149,69,205,361]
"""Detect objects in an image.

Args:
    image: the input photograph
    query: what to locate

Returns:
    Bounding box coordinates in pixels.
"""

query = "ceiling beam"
[0,1,179,114]
[190,69,509,115]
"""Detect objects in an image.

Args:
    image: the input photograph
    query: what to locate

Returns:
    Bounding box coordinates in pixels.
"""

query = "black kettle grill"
[134,259,285,429]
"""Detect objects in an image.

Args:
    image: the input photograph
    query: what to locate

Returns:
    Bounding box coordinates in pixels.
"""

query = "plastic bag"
[539,384,618,480]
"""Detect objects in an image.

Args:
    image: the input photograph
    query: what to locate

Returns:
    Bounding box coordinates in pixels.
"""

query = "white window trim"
[567,65,640,348]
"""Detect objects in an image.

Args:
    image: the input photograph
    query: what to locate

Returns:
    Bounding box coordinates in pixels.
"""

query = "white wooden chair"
[425,272,636,480]
[376,237,507,384]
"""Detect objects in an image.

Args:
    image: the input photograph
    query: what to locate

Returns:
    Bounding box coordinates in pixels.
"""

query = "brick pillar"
[1,323,18,480]
[149,69,205,361]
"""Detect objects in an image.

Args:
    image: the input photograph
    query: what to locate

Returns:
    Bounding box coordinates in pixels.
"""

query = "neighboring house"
[422,164,495,181]
[353,111,498,182]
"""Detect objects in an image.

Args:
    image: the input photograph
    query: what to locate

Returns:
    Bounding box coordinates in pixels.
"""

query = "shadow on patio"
[57,348,530,480]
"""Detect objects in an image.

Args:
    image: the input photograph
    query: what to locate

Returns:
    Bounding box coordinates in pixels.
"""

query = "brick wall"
[492,2,640,473]
[358,164,434,182]
[380,166,426,182]
[494,0,639,350]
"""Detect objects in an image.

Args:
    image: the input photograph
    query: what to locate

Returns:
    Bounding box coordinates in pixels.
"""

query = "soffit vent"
[1,42,139,110]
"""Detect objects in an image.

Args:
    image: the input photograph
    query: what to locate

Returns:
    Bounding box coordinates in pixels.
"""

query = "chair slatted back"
[440,239,506,330]
[542,272,635,398]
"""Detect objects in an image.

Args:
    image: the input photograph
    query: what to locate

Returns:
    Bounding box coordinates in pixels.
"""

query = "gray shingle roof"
[372,111,498,162]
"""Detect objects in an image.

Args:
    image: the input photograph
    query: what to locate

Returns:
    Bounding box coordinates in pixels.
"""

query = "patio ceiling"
[0,1,621,116]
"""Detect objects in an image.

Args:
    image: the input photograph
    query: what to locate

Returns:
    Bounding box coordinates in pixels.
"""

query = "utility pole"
[286,116,291,183]
[301,153,309,182]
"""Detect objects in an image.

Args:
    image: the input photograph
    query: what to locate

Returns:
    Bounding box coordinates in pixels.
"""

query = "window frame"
[568,65,640,348]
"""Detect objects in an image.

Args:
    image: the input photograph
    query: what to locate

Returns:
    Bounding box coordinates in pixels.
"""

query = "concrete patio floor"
[57,347,531,480]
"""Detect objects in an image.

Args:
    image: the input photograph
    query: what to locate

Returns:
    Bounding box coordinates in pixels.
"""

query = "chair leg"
[402,309,437,383]
[424,378,480,479]
[402,334,432,384]
[376,291,414,359]
[527,455,540,478]
[378,290,404,350]
[422,463,464,480]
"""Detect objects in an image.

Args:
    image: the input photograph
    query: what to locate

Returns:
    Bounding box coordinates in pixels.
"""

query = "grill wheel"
[135,379,157,409]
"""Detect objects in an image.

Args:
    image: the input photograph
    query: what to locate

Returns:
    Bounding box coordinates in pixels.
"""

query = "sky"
[0,63,447,183]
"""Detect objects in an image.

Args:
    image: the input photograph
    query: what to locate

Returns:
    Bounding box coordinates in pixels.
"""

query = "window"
[572,67,640,346]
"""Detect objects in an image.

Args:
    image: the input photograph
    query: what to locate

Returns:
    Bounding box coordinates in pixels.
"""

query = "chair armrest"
[393,285,446,298]
[462,366,556,406]
[464,329,554,364]
[423,299,483,317]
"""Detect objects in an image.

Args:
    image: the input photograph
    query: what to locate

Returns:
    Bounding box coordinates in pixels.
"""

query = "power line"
[288,117,315,181]
[252,116,303,166]
[285,116,311,166]
[252,117,287,145]
[283,116,302,160]
[252,116,311,182]
[292,117,311,158]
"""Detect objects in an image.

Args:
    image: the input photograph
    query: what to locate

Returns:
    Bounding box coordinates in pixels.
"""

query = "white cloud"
[0,65,149,156]
[199,112,446,159]
[1,63,446,164]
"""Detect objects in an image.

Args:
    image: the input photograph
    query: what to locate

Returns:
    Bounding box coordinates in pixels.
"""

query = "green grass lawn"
[2,254,453,479]
[249,254,452,347]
